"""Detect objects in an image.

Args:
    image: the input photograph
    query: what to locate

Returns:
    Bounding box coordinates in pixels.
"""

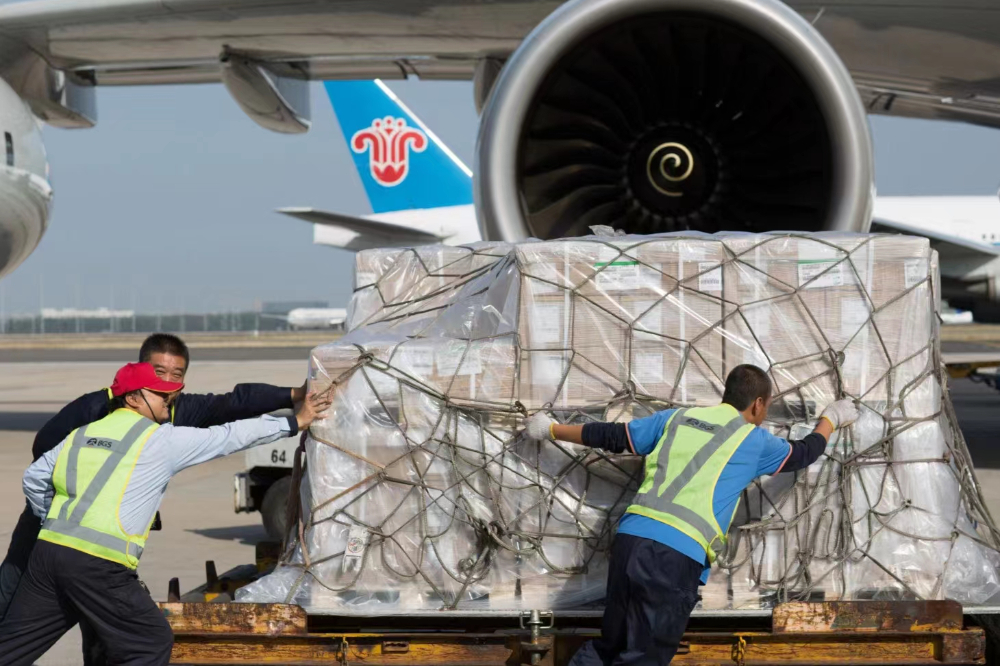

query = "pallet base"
[160,600,985,665]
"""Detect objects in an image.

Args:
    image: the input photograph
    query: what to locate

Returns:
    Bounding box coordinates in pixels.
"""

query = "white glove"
[525,412,555,440]
[821,399,859,430]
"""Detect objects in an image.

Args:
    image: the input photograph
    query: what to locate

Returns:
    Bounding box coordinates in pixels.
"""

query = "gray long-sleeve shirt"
[23,411,297,534]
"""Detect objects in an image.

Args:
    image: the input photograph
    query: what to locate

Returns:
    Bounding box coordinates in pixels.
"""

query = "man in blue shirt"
[524,364,858,665]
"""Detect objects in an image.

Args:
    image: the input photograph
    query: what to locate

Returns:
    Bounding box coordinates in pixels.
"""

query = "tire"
[261,476,293,542]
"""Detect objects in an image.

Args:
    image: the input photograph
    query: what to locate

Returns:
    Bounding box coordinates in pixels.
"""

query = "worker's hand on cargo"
[295,389,333,430]
[525,412,555,440]
[820,399,859,430]
[291,380,308,404]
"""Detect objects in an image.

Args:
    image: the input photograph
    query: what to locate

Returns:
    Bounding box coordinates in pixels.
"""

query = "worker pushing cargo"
[523,364,859,666]
[0,361,331,666]
[0,333,306,665]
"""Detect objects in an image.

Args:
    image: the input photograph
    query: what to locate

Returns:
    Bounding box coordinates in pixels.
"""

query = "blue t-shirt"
[617,407,792,583]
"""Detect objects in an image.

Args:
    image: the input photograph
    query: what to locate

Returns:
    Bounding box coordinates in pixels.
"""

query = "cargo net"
[238,232,1000,613]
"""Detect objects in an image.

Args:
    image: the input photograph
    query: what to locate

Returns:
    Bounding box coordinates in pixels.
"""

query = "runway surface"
[0,343,996,664]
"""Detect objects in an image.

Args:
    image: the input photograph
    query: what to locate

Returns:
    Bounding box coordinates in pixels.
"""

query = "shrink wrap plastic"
[239,232,1000,613]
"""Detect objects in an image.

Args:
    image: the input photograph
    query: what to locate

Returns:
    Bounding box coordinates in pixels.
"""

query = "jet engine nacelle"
[0,77,53,278]
[475,0,874,241]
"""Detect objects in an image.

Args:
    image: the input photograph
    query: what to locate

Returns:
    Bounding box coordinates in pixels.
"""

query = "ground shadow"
[0,412,56,432]
[186,524,267,545]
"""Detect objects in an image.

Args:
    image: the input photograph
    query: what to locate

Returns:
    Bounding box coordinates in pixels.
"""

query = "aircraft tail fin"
[324,79,473,214]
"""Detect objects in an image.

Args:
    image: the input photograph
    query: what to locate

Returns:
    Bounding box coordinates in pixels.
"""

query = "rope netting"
[239,232,1000,612]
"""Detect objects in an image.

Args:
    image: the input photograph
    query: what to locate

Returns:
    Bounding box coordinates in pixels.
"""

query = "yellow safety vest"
[38,409,159,569]
[626,404,753,563]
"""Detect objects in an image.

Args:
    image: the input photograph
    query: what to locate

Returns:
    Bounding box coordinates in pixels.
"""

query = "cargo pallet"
[158,556,993,665]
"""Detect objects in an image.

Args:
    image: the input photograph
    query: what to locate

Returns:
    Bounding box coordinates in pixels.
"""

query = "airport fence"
[0,311,289,335]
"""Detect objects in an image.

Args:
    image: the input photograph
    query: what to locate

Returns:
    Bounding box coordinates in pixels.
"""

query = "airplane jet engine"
[0,77,52,278]
[475,0,874,241]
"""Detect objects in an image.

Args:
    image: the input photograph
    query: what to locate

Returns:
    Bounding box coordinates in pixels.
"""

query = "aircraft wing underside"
[871,218,1000,264]
[6,0,1000,130]
[280,208,445,251]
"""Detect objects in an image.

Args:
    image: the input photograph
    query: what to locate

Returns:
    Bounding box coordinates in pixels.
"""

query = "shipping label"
[798,260,846,289]
[529,302,564,345]
[436,343,483,376]
[343,525,370,573]
[400,346,435,377]
[698,262,723,292]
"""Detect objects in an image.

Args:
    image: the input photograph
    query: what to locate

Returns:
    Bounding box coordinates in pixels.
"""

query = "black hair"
[109,389,142,412]
[721,364,772,411]
[139,333,189,366]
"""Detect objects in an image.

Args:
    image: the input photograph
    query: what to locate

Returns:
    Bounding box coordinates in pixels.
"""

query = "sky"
[2,78,1000,314]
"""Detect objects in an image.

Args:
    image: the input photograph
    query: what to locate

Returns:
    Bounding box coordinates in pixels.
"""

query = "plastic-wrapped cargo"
[239,232,1000,613]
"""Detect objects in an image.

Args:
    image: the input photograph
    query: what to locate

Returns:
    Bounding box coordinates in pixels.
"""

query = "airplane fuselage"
[0,77,52,278]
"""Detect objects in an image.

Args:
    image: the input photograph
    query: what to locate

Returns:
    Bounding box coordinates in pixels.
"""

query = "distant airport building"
[1,303,336,335]
[41,307,135,319]
[258,301,328,316]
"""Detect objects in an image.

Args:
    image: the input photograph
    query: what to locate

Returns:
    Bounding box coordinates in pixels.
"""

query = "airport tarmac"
[0,343,998,664]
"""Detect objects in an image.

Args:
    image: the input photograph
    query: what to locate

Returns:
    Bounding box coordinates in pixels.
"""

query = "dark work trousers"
[0,539,173,666]
[0,503,109,665]
[570,534,703,666]
[0,503,41,618]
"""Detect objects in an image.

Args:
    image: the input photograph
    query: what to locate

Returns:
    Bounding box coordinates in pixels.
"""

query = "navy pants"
[570,534,703,666]
[0,503,39,618]
[0,539,173,666]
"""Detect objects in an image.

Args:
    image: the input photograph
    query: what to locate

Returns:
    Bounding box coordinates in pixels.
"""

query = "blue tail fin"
[325,80,473,214]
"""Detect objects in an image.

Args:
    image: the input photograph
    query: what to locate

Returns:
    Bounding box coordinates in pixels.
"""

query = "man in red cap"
[0,362,331,666]
[0,333,305,665]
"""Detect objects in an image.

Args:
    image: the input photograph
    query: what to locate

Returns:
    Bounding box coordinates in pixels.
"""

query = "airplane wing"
[6,0,1000,130]
[0,0,554,86]
[871,218,1000,263]
[942,352,1000,379]
[279,207,444,251]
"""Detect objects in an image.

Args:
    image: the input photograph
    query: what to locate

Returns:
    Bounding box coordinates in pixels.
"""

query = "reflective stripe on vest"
[626,404,753,563]
[38,409,158,569]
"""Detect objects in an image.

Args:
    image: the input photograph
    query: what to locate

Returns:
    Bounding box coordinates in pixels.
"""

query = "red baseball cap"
[110,362,185,397]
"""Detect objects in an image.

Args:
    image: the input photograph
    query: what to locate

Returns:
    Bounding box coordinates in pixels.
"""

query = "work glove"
[820,399,859,430]
[525,412,555,440]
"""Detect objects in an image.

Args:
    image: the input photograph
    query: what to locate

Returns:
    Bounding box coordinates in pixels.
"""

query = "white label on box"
[355,271,377,288]
[633,300,663,335]
[594,247,641,291]
[904,258,926,288]
[593,260,642,290]
[343,525,370,573]
[634,352,664,384]
[533,352,567,385]
[436,347,462,376]
[400,346,435,377]
[698,262,722,292]
[841,300,870,339]
[437,344,482,376]
[798,261,845,289]
[530,302,564,345]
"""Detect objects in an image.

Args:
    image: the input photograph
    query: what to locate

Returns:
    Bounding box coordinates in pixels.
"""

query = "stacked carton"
[240,232,1000,613]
